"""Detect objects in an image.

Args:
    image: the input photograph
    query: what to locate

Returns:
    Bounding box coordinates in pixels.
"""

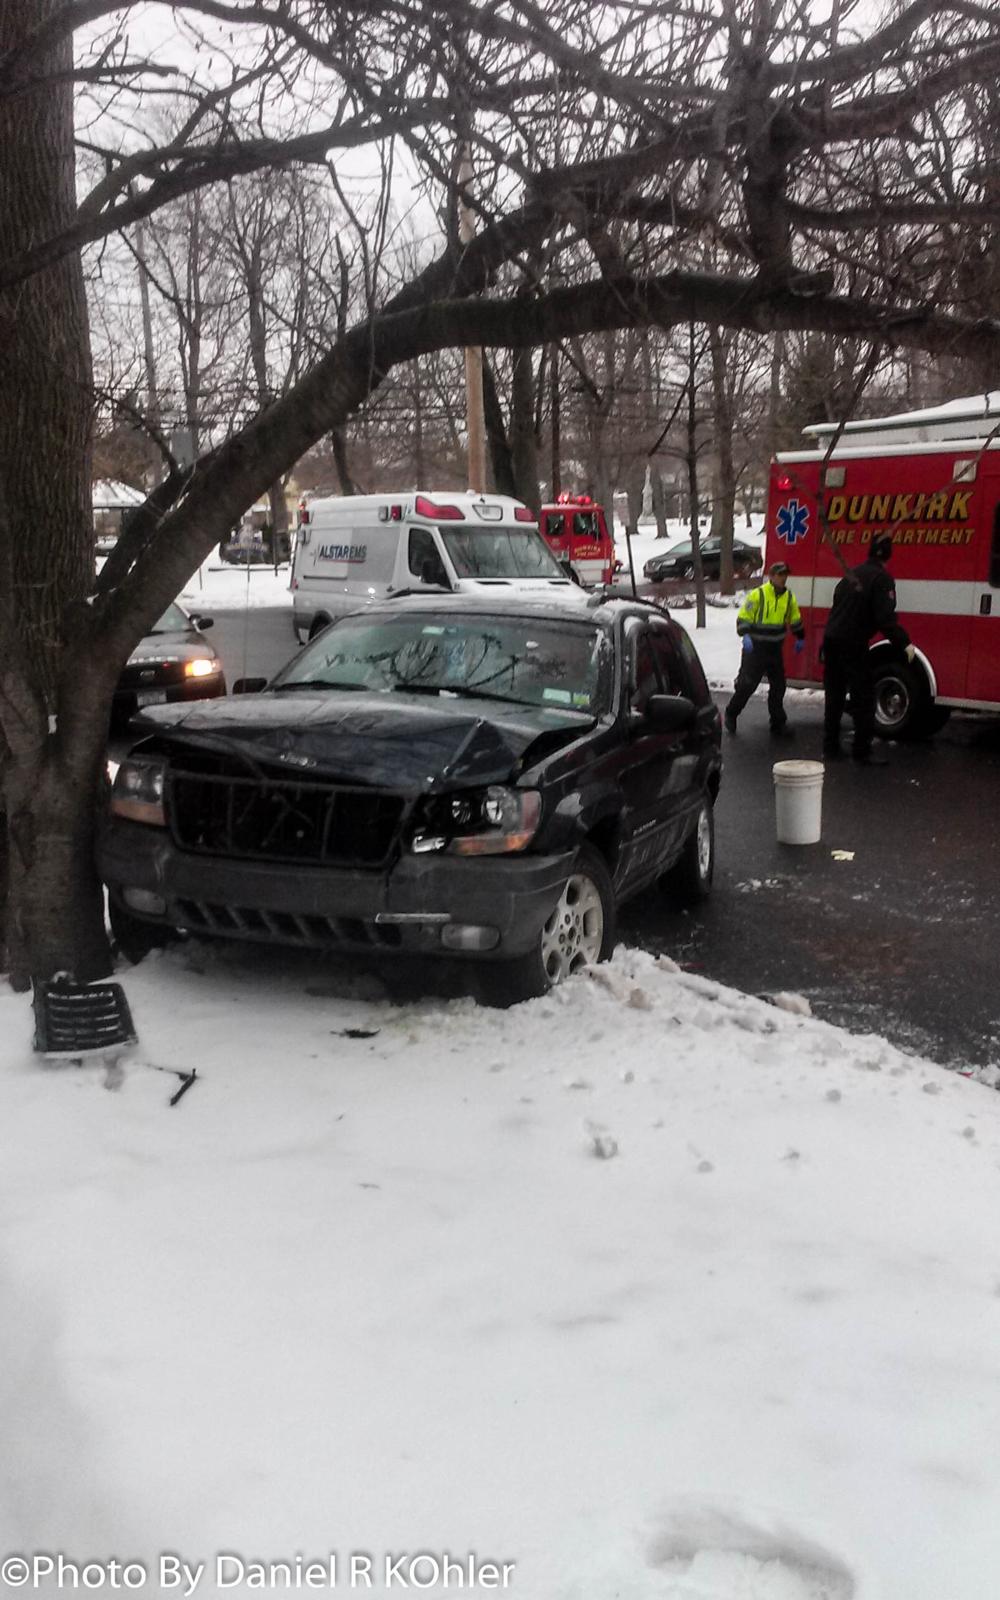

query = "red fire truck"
[539,494,615,586]
[767,393,1000,738]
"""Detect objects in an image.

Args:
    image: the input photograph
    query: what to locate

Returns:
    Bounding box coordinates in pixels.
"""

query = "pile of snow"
[2,943,998,1598]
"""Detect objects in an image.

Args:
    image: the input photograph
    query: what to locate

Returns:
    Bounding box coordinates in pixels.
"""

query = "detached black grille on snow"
[167,769,406,867]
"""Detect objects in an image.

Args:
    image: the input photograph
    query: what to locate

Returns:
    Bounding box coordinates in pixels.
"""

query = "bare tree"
[5,0,1000,984]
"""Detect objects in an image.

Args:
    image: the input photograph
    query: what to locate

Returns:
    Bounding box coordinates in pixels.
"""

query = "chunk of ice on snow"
[768,991,812,1017]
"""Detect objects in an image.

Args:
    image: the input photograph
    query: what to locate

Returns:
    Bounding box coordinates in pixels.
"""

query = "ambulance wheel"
[872,658,935,741]
[308,615,332,641]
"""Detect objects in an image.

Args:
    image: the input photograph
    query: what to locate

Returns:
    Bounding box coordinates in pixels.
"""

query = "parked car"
[643,537,763,583]
[99,596,721,1003]
[112,600,225,728]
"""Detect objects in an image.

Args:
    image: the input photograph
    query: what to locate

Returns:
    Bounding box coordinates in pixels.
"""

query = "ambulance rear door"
[964,447,1000,707]
[769,456,822,680]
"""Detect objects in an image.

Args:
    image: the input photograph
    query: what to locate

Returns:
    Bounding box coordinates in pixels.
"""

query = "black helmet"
[871,534,894,561]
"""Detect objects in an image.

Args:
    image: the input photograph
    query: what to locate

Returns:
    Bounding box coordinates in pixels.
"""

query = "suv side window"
[647,625,688,696]
[673,627,711,705]
[409,528,446,585]
[630,631,661,712]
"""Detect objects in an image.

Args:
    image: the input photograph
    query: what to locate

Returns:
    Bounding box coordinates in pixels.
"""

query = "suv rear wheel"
[480,845,616,1006]
[659,798,714,905]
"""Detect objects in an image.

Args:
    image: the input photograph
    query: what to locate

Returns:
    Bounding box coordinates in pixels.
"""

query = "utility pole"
[458,141,487,493]
[550,344,561,499]
[135,218,160,476]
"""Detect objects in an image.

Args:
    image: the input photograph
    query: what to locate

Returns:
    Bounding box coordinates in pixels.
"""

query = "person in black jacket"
[822,533,912,765]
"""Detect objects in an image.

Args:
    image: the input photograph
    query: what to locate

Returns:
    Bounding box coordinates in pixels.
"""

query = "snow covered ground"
[2,943,999,1600]
[180,557,294,612]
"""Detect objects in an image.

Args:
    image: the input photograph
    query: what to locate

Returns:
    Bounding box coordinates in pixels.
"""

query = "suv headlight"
[111,756,167,826]
[412,786,541,856]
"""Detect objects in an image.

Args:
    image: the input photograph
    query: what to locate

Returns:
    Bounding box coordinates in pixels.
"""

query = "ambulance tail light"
[415,496,464,520]
[514,507,536,522]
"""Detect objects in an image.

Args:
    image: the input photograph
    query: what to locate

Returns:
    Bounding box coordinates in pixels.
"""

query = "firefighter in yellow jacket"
[724,561,805,737]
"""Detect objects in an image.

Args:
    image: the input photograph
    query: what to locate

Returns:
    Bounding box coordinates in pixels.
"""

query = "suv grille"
[167,768,407,867]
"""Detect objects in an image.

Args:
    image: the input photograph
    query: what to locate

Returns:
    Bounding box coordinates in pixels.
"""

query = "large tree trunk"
[0,0,108,986]
[482,357,515,496]
[509,347,539,511]
[709,327,738,594]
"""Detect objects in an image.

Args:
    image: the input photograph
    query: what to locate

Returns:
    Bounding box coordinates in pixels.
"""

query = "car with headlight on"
[643,537,763,583]
[112,601,225,729]
[99,596,721,1003]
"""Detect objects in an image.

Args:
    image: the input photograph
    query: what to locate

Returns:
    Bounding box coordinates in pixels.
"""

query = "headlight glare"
[184,657,220,678]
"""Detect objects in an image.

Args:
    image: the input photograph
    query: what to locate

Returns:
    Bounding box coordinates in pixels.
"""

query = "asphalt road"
[621,695,1000,1073]
[205,605,1000,1072]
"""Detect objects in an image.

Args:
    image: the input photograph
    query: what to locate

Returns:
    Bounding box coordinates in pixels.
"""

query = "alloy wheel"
[539,873,605,985]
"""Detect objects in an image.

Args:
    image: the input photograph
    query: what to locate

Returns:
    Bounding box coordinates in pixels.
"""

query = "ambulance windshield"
[440,526,565,580]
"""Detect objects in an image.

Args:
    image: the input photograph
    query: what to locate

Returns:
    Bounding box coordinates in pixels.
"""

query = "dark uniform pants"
[728,643,787,728]
[823,639,875,755]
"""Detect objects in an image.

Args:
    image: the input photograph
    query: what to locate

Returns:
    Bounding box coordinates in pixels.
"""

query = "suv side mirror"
[232,676,268,695]
[644,693,696,733]
[190,614,214,630]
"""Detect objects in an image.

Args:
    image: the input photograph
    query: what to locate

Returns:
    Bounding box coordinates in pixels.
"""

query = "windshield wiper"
[271,679,368,692]
[390,682,537,707]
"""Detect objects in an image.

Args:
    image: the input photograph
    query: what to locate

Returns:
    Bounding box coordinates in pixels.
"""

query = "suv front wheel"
[481,845,616,1006]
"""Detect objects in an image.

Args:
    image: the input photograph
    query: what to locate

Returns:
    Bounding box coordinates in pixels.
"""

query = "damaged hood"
[134,689,595,789]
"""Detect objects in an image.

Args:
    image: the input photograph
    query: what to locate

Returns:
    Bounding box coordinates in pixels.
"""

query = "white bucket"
[773,759,824,845]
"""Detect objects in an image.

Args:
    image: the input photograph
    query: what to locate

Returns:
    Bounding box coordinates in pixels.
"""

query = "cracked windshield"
[273,614,610,711]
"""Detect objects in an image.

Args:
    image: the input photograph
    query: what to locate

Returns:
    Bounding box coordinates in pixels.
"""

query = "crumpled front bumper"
[97,817,576,960]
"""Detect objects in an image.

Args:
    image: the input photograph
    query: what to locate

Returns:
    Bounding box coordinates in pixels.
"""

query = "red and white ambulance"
[539,494,615,587]
[767,393,1000,738]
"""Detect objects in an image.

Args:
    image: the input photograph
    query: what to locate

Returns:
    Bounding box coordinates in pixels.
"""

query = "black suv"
[100,597,722,1003]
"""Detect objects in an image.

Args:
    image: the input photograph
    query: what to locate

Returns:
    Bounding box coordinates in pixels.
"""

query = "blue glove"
[741,635,753,654]
[794,638,805,655]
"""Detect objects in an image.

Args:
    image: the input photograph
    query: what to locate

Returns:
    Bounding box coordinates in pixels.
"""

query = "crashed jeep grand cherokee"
[100,596,722,1003]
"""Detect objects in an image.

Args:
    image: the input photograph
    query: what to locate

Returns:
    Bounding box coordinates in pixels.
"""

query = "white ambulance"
[290,491,586,643]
